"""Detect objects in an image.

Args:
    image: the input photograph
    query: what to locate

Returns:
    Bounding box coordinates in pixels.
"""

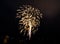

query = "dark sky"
[0,0,60,44]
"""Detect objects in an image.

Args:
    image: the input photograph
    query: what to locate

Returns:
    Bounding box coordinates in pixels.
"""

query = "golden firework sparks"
[16,5,42,40]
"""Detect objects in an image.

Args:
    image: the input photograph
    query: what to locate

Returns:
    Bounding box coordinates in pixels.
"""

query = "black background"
[0,0,60,44]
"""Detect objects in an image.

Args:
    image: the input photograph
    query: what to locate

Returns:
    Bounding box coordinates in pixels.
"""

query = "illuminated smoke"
[16,5,42,40]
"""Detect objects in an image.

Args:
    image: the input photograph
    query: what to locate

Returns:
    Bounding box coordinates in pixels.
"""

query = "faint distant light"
[3,35,9,44]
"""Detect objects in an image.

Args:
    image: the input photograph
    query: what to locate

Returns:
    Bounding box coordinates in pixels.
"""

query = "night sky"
[0,0,60,44]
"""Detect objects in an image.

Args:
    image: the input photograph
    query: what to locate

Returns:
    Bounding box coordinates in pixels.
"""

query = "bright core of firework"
[16,5,42,40]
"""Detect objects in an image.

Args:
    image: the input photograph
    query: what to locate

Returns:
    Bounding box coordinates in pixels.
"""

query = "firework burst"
[16,5,42,40]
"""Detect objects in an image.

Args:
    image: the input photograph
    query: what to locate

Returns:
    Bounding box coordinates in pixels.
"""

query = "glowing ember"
[16,5,42,40]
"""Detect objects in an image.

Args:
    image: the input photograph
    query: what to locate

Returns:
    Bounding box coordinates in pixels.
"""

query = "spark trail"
[28,19,32,40]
